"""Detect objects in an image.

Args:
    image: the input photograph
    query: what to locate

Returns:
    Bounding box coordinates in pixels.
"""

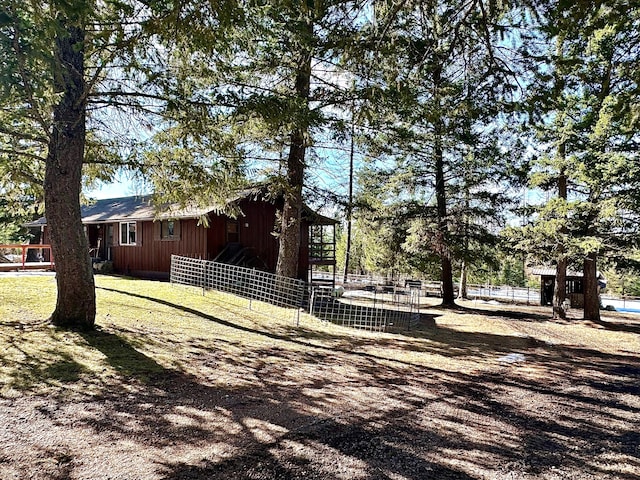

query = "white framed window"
[120,222,137,245]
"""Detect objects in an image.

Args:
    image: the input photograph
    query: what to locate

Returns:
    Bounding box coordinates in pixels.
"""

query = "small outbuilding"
[530,267,606,309]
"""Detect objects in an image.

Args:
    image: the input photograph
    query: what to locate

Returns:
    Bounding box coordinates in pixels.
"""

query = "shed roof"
[530,267,583,278]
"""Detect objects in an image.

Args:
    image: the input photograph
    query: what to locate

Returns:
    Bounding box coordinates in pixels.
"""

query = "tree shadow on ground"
[149,346,640,480]
[435,303,552,322]
[101,287,640,478]
[590,317,640,334]
[6,285,638,480]
[0,326,88,392]
[80,328,169,379]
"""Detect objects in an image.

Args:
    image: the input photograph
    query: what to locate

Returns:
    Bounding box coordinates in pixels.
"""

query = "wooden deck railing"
[0,244,54,270]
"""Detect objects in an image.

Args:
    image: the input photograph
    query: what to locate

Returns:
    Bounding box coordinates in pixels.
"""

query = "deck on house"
[0,261,54,272]
[0,244,54,272]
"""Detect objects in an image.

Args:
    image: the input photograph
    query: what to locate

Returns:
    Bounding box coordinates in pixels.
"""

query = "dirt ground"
[1,292,639,480]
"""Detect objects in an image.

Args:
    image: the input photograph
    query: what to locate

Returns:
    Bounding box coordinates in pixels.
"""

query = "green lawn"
[0,275,320,396]
[0,275,442,396]
[2,274,637,398]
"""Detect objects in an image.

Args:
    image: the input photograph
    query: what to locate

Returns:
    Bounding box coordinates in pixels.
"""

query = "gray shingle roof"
[26,195,215,226]
[26,193,337,227]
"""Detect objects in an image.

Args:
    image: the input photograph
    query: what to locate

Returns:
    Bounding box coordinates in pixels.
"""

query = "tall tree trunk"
[275,30,312,280]
[433,67,455,307]
[554,255,567,317]
[45,22,96,330]
[580,50,611,323]
[458,168,470,301]
[435,131,455,306]
[553,164,568,319]
[552,38,568,320]
[583,251,600,321]
[276,128,306,279]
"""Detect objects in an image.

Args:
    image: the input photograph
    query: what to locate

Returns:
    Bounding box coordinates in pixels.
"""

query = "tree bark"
[435,135,455,306]
[458,260,468,300]
[275,27,312,280]
[45,22,96,330]
[343,104,355,283]
[554,256,567,318]
[433,67,455,307]
[553,165,568,319]
[583,251,600,321]
[276,127,306,279]
[552,39,568,319]
[458,172,470,301]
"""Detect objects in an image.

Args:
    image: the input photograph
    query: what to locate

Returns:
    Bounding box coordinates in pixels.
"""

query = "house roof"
[26,193,338,226]
[26,195,217,226]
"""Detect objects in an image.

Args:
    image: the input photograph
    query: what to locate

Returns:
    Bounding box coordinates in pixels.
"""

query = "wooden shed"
[530,267,586,308]
[29,193,336,283]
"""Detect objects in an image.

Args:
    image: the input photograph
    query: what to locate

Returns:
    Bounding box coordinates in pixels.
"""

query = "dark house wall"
[236,199,279,272]
[206,215,227,261]
[206,199,308,279]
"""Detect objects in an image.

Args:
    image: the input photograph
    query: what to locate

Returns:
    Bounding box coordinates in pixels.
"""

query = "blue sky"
[86,176,149,200]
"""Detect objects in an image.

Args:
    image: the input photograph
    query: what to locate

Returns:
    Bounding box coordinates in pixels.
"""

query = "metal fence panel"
[170,255,306,323]
[310,286,421,332]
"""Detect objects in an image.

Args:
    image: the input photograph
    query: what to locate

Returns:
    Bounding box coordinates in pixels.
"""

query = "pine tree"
[0,0,240,329]
[361,0,519,306]
[520,0,640,321]
[179,0,371,279]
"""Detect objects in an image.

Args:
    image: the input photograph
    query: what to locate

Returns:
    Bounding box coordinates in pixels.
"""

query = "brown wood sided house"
[29,194,336,282]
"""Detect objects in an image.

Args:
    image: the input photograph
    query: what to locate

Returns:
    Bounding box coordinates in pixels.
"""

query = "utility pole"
[343,100,355,283]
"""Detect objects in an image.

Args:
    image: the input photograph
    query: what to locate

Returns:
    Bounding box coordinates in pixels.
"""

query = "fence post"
[201,259,205,296]
[310,288,316,316]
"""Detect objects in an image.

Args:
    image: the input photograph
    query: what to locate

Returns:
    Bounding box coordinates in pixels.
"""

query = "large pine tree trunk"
[275,27,312,279]
[435,139,455,306]
[434,112,455,306]
[583,252,600,321]
[554,256,567,318]
[433,66,455,306]
[276,128,306,279]
[45,22,96,330]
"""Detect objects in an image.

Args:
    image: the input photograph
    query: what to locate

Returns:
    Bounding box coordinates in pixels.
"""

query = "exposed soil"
[1,300,639,480]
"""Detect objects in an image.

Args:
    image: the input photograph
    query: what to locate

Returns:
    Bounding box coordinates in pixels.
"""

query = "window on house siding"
[226,220,239,243]
[120,222,137,245]
[158,220,180,240]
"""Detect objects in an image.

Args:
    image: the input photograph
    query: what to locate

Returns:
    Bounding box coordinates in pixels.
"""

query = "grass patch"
[0,274,639,399]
